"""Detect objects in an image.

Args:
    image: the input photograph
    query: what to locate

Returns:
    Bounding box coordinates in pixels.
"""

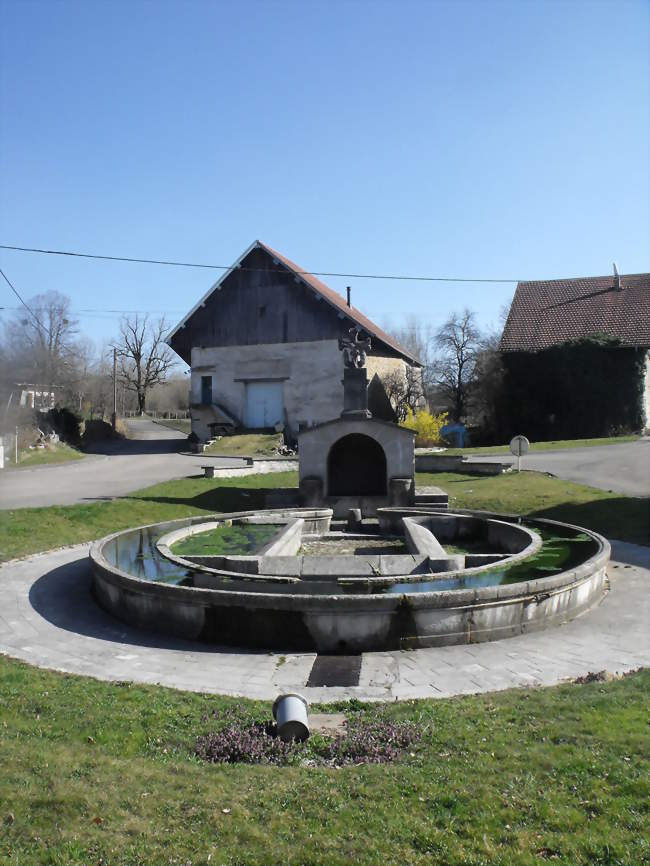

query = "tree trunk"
[138,391,146,415]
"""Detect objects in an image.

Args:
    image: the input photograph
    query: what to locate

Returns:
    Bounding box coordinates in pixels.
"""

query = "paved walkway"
[1,541,648,703]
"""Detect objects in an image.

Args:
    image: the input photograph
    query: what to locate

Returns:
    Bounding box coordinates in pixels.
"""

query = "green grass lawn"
[0,469,647,563]
[422,471,650,545]
[0,655,647,866]
[7,441,86,469]
[0,470,648,864]
[205,431,284,456]
[439,434,638,456]
[0,472,298,562]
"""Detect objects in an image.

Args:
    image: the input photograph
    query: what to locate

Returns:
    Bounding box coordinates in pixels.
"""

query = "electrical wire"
[0,243,520,284]
[0,266,51,338]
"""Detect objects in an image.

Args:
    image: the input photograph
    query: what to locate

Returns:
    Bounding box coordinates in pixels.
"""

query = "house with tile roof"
[499,269,650,437]
[167,240,421,442]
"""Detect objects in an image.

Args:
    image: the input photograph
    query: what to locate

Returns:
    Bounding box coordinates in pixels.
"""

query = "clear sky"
[1,0,648,355]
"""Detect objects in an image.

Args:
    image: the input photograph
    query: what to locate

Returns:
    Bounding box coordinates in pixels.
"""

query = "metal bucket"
[272,693,310,742]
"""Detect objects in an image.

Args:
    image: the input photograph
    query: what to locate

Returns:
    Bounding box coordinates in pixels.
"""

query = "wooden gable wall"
[169,246,400,364]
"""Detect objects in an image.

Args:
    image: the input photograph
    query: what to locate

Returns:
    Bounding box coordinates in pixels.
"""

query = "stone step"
[413,486,449,507]
[412,501,449,511]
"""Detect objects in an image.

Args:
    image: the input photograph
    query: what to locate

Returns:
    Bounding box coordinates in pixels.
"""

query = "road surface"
[0,418,252,509]
[2,421,647,509]
[470,439,650,497]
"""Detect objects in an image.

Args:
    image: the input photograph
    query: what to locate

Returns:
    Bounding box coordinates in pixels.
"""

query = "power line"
[1,304,463,327]
[0,243,520,284]
[0,266,50,338]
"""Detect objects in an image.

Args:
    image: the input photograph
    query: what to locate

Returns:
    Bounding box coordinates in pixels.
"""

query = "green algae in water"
[171,523,280,556]
[387,528,598,594]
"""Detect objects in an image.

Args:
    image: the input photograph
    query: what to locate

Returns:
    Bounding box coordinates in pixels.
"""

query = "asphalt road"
[471,439,650,497]
[0,418,250,510]
[1,420,648,509]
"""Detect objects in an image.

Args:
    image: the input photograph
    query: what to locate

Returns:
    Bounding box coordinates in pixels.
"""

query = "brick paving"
[0,541,648,703]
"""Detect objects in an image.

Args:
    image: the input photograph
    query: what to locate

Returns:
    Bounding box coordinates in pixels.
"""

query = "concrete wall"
[90,512,610,653]
[643,351,650,432]
[190,341,418,441]
[191,340,343,440]
[298,417,415,495]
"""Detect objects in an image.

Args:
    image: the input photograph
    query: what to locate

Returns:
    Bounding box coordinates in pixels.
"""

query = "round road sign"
[510,435,530,457]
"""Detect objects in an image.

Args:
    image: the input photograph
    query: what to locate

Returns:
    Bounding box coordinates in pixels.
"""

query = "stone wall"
[191,340,343,440]
[643,351,650,432]
[191,340,421,441]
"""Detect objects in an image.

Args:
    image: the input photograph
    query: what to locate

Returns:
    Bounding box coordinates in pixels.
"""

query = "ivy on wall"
[500,335,646,440]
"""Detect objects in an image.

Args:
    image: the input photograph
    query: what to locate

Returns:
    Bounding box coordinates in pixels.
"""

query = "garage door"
[246,382,284,428]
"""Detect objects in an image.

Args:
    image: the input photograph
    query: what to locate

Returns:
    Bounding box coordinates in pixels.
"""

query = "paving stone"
[0,543,648,701]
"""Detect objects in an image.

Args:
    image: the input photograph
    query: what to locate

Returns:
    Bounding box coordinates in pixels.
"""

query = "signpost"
[509,435,529,472]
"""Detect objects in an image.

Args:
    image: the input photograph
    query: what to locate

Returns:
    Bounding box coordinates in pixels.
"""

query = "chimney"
[346,286,351,307]
[613,262,621,291]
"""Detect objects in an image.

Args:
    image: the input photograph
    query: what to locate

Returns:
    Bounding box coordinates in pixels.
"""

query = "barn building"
[166,240,421,442]
[500,269,650,438]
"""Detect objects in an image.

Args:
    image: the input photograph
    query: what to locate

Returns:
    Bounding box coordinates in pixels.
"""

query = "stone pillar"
[300,475,324,507]
[389,476,414,507]
[341,367,371,418]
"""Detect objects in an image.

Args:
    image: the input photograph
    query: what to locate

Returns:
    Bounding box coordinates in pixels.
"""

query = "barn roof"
[500,272,650,352]
[166,240,422,366]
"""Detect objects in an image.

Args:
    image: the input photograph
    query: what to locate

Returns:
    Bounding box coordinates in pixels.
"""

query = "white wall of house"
[190,340,344,439]
[643,351,650,431]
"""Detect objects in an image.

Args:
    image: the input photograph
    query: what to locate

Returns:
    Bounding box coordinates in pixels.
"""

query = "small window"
[201,375,212,405]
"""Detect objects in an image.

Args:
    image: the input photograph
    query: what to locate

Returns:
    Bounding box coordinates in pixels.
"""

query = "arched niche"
[327,433,387,496]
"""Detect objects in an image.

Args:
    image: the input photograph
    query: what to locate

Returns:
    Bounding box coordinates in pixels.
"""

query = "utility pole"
[111,347,117,431]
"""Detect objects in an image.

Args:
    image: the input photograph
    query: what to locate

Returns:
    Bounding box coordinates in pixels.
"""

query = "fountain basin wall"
[89,510,610,652]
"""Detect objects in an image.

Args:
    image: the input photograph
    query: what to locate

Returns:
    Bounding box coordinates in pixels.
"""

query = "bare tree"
[380,315,436,418]
[433,308,481,423]
[147,375,190,414]
[382,365,425,422]
[3,290,79,394]
[115,315,176,415]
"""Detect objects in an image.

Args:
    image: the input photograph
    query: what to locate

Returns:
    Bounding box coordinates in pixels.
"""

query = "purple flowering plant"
[194,704,419,766]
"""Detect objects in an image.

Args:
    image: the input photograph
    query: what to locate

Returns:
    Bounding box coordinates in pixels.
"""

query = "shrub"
[43,407,82,445]
[400,408,448,446]
[81,418,120,445]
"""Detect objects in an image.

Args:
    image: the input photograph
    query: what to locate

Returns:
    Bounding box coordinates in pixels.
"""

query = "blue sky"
[1,0,648,355]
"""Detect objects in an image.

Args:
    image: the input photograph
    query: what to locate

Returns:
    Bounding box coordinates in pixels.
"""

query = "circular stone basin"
[89,507,609,653]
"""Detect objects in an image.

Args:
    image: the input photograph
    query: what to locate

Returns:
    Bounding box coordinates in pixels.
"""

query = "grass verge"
[421,471,650,545]
[0,472,298,562]
[0,656,647,866]
[7,442,86,469]
[440,435,638,456]
[0,469,647,563]
[205,431,284,456]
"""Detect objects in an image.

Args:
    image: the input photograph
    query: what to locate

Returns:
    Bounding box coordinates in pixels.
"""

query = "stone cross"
[338,327,371,369]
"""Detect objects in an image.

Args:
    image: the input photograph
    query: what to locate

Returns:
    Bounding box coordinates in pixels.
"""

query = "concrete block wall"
[190,340,421,441]
[190,340,344,440]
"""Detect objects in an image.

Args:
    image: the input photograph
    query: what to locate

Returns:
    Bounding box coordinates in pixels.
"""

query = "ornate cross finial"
[338,327,371,369]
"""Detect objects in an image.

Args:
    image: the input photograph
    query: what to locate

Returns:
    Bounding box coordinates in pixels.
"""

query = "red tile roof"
[258,241,422,365]
[500,272,650,352]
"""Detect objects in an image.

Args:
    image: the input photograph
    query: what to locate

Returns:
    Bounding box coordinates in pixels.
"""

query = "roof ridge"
[518,272,650,285]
